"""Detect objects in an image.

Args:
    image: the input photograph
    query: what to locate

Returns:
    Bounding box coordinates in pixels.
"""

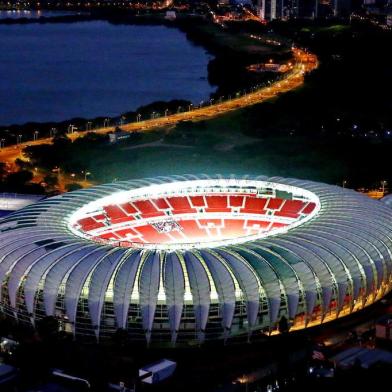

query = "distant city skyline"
[255,0,390,19]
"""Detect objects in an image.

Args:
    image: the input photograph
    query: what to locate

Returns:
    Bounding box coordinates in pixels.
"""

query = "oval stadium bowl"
[0,174,391,346]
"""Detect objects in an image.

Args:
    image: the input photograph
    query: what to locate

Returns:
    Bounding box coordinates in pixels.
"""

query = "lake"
[0,21,214,125]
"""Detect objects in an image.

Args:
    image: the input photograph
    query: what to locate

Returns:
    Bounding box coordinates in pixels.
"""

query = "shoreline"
[0,12,215,129]
[0,48,319,179]
[0,12,290,133]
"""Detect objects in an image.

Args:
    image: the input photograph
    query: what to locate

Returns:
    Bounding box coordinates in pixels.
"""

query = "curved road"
[0,49,317,175]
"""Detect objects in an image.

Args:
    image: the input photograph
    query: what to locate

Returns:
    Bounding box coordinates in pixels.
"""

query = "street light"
[50,127,57,138]
[33,130,39,141]
[136,113,141,122]
[164,109,169,117]
[0,139,5,148]
[381,180,387,194]
[103,118,110,128]
[342,180,347,188]
[68,124,77,134]
[17,134,22,145]
[86,121,92,131]
[82,171,91,182]
[52,166,61,175]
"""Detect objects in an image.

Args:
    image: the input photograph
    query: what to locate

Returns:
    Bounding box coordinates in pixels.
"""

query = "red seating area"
[77,216,292,245]
[198,218,223,227]
[302,202,316,215]
[77,217,105,231]
[119,202,138,215]
[266,198,284,210]
[75,193,318,245]
[229,196,245,208]
[190,195,205,207]
[79,217,293,245]
[153,198,171,210]
[114,227,139,237]
[166,196,196,214]
[79,196,315,228]
[179,220,210,239]
[240,197,268,214]
[134,225,171,243]
[245,220,271,230]
[103,205,136,225]
[103,205,127,221]
[220,219,245,237]
[132,200,165,218]
[204,196,231,213]
[165,229,185,242]
[271,222,287,229]
[274,199,307,218]
[99,232,121,241]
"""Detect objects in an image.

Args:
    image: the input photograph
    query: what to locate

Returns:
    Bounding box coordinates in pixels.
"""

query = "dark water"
[0,21,214,125]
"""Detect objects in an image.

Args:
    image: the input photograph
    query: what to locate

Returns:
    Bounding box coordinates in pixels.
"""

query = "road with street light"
[0,48,317,185]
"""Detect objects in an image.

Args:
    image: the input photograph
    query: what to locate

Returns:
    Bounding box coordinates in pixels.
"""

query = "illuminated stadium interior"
[69,179,320,249]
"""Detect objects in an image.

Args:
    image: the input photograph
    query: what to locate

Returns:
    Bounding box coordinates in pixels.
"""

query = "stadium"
[0,174,391,346]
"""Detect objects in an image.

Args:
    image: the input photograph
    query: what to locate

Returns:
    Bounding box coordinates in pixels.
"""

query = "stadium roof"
[0,175,391,345]
[381,194,392,208]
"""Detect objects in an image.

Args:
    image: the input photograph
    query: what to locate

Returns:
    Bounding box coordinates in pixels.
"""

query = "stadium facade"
[0,175,391,345]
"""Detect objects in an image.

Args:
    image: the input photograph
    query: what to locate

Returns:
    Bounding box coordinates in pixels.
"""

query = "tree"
[43,174,58,188]
[0,162,7,180]
[5,170,33,189]
[66,182,83,192]
[15,158,32,170]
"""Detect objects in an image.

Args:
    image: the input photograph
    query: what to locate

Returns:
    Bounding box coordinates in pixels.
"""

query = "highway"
[0,49,318,178]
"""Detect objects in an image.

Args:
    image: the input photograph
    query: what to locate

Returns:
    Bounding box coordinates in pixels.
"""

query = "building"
[0,175,391,345]
[332,346,392,368]
[108,128,132,144]
[256,0,355,20]
[376,314,392,341]
[164,10,176,21]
